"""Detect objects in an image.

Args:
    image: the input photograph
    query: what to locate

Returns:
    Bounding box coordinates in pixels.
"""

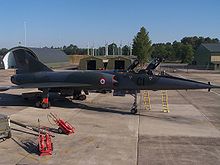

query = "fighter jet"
[0,48,219,114]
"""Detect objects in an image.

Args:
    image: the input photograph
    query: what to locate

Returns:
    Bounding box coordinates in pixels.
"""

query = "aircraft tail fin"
[3,48,53,74]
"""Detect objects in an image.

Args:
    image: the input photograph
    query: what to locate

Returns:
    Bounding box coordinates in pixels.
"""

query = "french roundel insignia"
[100,78,106,85]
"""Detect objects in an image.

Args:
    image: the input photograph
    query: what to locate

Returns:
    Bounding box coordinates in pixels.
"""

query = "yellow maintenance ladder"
[143,91,151,111]
[161,90,169,113]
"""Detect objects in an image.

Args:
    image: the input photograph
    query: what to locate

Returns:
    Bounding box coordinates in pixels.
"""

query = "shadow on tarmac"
[0,93,33,106]
[11,138,39,155]
[11,128,38,136]
[0,93,131,115]
[139,112,197,124]
[0,94,196,123]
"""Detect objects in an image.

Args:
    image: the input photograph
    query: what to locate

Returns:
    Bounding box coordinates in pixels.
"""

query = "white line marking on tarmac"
[211,90,220,96]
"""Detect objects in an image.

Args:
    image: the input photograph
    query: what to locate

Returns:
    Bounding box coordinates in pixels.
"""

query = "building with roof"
[106,56,133,70]
[3,46,69,69]
[69,55,86,66]
[79,56,105,70]
[29,47,69,66]
[194,43,220,70]
[78,55,134,70]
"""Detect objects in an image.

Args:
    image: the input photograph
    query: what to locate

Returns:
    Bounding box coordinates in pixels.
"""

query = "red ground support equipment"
[38,128,53,156]
[48,113,75,135]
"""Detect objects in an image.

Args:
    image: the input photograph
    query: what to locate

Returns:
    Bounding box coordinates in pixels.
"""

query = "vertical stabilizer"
[3,48,52,74]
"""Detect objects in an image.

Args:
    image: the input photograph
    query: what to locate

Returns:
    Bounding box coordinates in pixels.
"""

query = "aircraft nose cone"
[151,76,220,91]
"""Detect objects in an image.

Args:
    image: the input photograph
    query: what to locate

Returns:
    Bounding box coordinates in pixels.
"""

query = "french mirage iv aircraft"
[1,47,219,114]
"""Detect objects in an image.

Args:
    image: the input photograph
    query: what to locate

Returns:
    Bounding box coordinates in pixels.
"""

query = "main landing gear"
[35,89,51,109]
[131,91,138,114]
[72,90,87,101]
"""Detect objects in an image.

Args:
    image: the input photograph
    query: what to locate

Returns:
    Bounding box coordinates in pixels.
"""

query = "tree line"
[46,35,220,64]
[0,27,219,65]
[151,37,219,63]
[0,45,131,57]
[60,43,132,56]
[61,35,220,64]
[132,27,219,64]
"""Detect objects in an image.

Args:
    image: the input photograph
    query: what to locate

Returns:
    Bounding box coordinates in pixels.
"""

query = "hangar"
[195,43,220,70]
[78,55,134,70]
[3,46,69,69]
[78,56,104,70]
[106,56,132,70]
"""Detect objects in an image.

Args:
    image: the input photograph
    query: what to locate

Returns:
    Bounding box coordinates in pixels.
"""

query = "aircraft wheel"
[72,95,79,100]
[35,101,41,108]
[41,103,50,109]
[58,127,63,134]
[131,108,137,114]
[78,94,86,101]
[101,90,107,94]
[41,103,47,109]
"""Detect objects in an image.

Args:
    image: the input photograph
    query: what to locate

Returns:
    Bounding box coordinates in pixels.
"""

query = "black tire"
[101,90,107,94]
[131,108,137,114]
[41,103,48,109]
[35,101,41,108]
[72,95,79,100]
[48,102,51,108]
[79,95,86,101]
[58,127,63,134]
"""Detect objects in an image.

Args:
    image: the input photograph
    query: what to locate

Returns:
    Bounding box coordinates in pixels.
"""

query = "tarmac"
[0,69,220,165]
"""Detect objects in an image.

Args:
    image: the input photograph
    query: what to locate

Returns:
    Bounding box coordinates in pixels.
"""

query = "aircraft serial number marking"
[137,77,153,86]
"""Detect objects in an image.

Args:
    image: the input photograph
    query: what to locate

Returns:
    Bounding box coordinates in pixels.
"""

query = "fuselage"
[114,72,212,90]
[10,70,213,91]
[11,70,117,90]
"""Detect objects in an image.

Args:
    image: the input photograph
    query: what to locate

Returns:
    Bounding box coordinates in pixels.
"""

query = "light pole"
[105,42,108,56]
[87,43,90,55]
[24,21,27,47]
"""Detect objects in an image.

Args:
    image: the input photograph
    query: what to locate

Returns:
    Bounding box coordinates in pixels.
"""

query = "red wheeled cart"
[48,113,75,135]
[38,128,53,156]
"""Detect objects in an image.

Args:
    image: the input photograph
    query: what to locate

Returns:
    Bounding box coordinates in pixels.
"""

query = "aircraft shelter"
[2,46,69,69]
[78,55,134,70]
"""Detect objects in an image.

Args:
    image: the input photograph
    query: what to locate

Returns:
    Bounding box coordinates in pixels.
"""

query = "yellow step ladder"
[143,91,151,111]
[161,90,169,113]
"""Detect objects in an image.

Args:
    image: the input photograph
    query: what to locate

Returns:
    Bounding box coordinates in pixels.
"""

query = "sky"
[0,0,219,48]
